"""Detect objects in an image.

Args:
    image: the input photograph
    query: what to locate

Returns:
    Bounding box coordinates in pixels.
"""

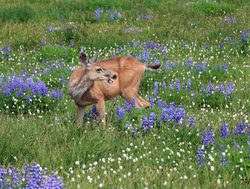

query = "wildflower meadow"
[0,0,249,188]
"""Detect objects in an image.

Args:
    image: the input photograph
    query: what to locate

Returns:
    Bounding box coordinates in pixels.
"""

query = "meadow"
[0,0,250,188]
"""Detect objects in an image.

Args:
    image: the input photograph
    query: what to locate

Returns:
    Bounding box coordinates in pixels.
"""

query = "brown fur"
[68,55,161,128]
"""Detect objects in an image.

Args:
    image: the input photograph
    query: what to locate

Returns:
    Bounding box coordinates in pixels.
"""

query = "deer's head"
[79,50,117,83]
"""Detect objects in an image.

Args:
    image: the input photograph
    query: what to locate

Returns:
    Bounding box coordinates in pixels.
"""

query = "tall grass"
[0,0,250,188]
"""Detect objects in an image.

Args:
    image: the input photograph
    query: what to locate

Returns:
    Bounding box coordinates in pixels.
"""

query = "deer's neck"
[68,72,94,102]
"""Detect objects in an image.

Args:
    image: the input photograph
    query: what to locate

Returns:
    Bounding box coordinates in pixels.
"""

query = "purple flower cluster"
[1,76,48,98]
[94,8,122,22]
[161,104,186,123]
[0,46,11,59]
[0,163,63,188]
[227,17,236,23]
[116,105,125,120]
[221,122,229,138]
[201,81,234,97]
[137,14,154,20]
[189,115,195,126]
[142,112,155,132]
[235,122,247,135]
[197,146,205,167]
[47,27,59,32]
[217,63,228,72]
[202,127,214,146]
[51,89,64,100]
[94,7,102,21]
[109,10,122,21]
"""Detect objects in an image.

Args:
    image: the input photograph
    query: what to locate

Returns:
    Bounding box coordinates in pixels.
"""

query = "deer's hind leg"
[138,95,150,108]
[96,98,106,129]
[76,105,85,125]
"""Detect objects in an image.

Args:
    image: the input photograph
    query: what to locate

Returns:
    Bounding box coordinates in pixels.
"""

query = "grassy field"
[0,0,250,188]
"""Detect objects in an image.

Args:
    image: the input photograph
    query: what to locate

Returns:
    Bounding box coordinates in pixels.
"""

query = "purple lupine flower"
[51,89,64,100]
[235,123,246,135]
[161,104,175,121]
[195,64,199,71]
[241,32,247,39]
[219,43,225,49]
[157,99,167,109]
[174,107,186,123]
[200,61,207,72]
[225,82,234,98]
[141,48,150,63]
[165,61,170,70]
[232,41,238,46]
[187,79,191,91]
[218,84,225,93]
[172,63,177,69]
[227,17,236,23]
[131,128,136,138]
[110,14,114,21]
[222,64,228,72]
[202,127,214,146]
[41,38,46,46]
[186,59,193,67]
[114,11,122,18]
[94,7,102,21]
[201,83,205,92]
[116,106,125,120]
[142,116,150,132]
[204,44,209,49]
[169,81,174,89]
[197,146,205,167]
[125,101,132,112]
[153,82,159,96]
[162,81,166,89]
[217,64,220,71]
[125,123,131,129]
[131,98,136,108]
[226,37,232,41]
[91,105,99,117]
[148,112,155,126]
[175,79,181,92]
[5,46,11,52]
[189,115,195,126]
[42,173,63,189]
[47,27,59,32]
[221,122,229,138]
[26,95,31,104]
[38,80,49,96]
[0,163,64,188]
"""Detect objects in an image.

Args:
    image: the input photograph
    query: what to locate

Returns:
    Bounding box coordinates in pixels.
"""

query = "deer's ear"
[79,49,88,65]
[90,52,100,64]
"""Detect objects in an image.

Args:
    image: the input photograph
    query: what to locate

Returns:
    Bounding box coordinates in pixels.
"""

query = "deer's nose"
[112,75,117,80]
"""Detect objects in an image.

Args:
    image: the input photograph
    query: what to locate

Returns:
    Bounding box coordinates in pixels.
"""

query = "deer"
[68,50,161,128]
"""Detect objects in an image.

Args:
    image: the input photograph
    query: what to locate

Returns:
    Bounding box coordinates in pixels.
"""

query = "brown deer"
[68,50,161,128]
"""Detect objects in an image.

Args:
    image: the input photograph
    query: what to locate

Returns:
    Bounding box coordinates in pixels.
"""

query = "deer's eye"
[96,68,102,73]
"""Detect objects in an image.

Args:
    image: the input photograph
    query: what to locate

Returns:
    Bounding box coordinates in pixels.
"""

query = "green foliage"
[0,3,36,23]
[0,0,250,188]
[192,1,235,16]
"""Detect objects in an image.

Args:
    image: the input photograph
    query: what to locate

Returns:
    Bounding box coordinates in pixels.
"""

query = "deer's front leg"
[77,105,85,125]
[96,98,106,129]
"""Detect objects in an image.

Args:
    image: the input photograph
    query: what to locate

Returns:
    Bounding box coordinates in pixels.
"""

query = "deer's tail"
[145,64,161,71]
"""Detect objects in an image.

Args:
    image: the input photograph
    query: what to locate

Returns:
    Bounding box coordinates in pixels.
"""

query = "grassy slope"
[0,0,250,188]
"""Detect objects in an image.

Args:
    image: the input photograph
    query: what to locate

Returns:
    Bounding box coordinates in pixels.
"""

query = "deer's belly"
[97,81,120,100]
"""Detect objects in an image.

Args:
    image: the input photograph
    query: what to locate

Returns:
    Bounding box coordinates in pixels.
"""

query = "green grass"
[0,0,250,188]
